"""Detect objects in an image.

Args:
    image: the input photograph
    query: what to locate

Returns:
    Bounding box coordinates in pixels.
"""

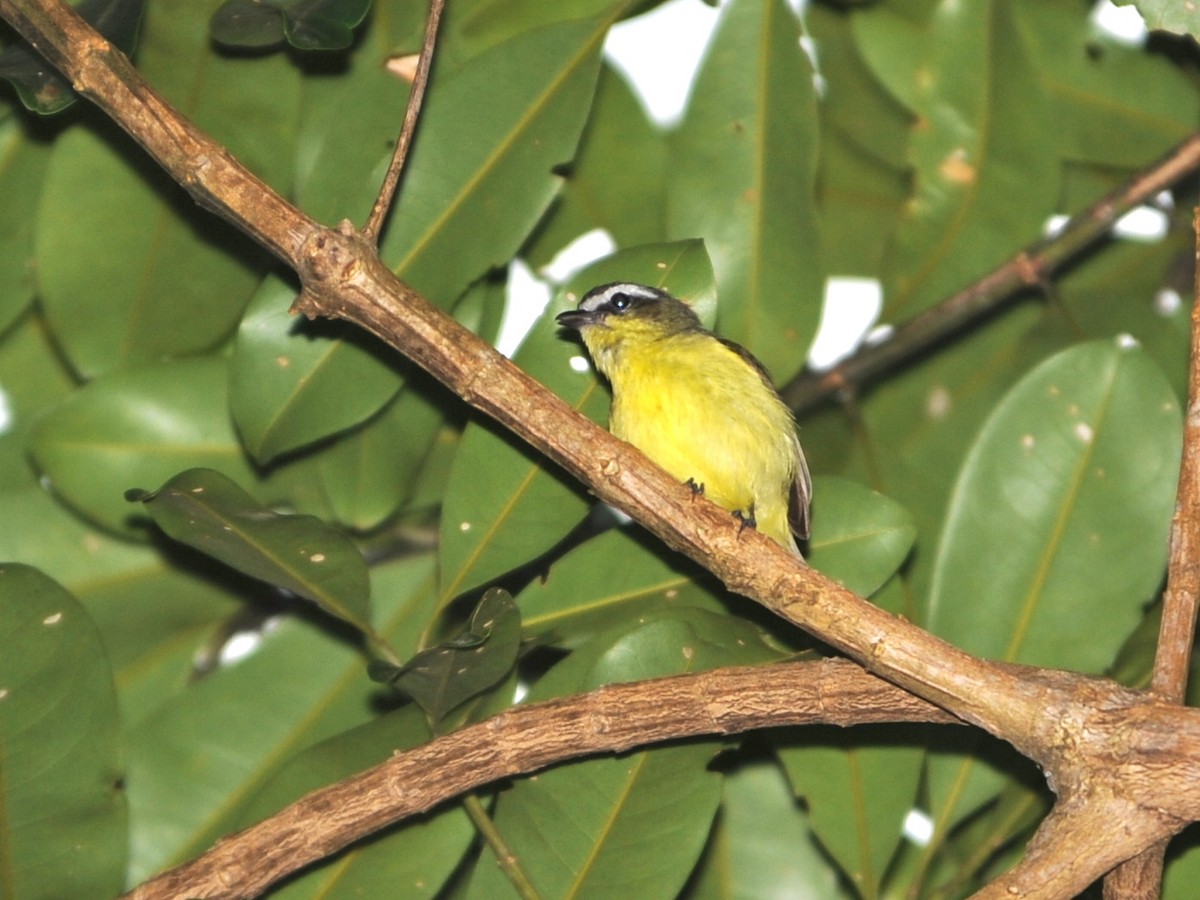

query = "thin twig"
[781,132,1200,415]
[1101,206,1200,900]
[361,0,445,244]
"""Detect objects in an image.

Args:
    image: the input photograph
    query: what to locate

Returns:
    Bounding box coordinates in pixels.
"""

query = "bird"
[556,282,811,555]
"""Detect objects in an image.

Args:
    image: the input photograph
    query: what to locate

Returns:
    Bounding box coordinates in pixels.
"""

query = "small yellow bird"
[557,282,811,555]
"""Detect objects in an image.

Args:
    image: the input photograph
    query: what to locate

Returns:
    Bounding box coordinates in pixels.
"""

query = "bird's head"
[556,283,702,370]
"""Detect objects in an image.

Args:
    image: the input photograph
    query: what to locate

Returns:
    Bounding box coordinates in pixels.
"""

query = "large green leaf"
[924,338,1180,838]
[28,356,261,536]
[518,526,731,650]
[124,553,436,883]
[805,476,915,598]
[862,0,1059,318]
[688,758,852,900]
[0,565,126,900]
[466,609,778,900]
[127,467,376,641]
[34,0,299,377]
[437,240,715,601]
[229,273,403,464]
[379,17,606,307]
[778,729,922,896]
[1014,0,1198,168]
[0,122,47,334]
[0,485,241,728]
[524,62,669,268]
[668,0,823,383]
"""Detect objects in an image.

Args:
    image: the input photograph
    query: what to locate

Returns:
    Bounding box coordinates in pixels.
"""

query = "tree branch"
[360,0,444,243]
[1101,203,1200,900]
[4,1,1199,898]
[121,659,958,900]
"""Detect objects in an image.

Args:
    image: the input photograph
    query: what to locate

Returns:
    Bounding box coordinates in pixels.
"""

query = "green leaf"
[316,380,449,531]
[229,273,403,464]
[518,526,731,650]
[293,3,421,225]
[0,122,48,334]
[233,707,474,898]
[372,588,520,724]
[379,17,606,307]
[125,553,436,881]
[524,62,669,268]
[211,0,371,50]
[924,338,1180,833]
[928,339,1179,668]
[28,355,261,536]
[0,485,241,729]
[778,729,922,896]
[806,476,915,598]
[34,0,299,377]
[1015,0,1199,168]
[866,1,1060,318]
[128,467,375,640]
[466,609,775,900]
[0,564,126,899]
[438,240,715,600]
[1114,0,1200,38]
[687,757,852,900]
[668,0,823,383]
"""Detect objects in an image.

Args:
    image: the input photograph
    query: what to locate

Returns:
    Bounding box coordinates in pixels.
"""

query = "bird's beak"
[555,309,599,331]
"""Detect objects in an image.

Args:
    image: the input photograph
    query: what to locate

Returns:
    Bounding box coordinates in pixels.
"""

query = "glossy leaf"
[866,1,1059,318]
[128,467,374,639]
[0,485,241,728]
[233,707,474,899]
[28,356,260,535]
[524,62,669,268]
[316,381,448,531]
[467,609,777,900]
[0,564,126,899]
[668,0,823,383]
[372,588,520,723]
[1014,0,1198,168]
[230,273,402,463]
[380,17,606,307]
[925,339,1180,831]
[518,526,730,649]
[34,0,298,377]
[779,729,922,896]
[0,122,48,333]
[688,758,852,900]
[438,240,715,600]
[125,553,436,881]
[805,476,915,598]
[211,0,371,50]
[928,339,1180,669]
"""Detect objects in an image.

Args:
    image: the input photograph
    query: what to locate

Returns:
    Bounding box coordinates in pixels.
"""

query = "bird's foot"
[733,509,757,535]
[685,478,705,500]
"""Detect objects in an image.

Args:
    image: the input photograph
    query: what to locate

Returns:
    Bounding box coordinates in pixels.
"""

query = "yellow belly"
[607,333,798,549]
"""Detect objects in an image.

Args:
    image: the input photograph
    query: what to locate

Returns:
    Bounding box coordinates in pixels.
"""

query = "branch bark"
[3,1,1198,898]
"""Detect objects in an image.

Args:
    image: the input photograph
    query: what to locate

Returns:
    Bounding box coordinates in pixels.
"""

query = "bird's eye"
[609,292,632,311]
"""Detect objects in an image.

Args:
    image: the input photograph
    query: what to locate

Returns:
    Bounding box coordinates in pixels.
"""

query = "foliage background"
[1,0,1199,897]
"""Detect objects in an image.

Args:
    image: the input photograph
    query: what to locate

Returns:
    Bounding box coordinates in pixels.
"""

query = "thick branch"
[123,659,959,900]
